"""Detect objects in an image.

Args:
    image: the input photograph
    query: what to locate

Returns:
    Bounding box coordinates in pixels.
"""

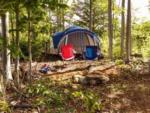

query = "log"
[42,62,116,81]
[19,60,106,76]
[45,69,110,84]
[11,104,34,109]
[88,63,116,73]
[44,62,115,75]
[44,70,88,81]
[55,63,90,73]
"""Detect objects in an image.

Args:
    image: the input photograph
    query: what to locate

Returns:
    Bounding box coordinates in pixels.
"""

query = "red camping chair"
[60,44,75,60]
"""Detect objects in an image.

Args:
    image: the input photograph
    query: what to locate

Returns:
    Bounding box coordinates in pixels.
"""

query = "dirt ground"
[49,60,150,113]
[93,73,150,113]
[6,59,150,113]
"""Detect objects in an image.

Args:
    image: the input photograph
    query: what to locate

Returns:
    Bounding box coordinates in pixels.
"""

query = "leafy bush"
[113,46,121,59]
[142,47,150,58]
[20,37,47,60]
[27,79,73,112]
[26,78,102,113]
[115,59,124,65]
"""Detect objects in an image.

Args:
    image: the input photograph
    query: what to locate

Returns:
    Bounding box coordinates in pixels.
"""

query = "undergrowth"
[26,78,102,113]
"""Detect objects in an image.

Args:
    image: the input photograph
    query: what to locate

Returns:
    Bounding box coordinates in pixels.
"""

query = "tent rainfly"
[52,26,100,54]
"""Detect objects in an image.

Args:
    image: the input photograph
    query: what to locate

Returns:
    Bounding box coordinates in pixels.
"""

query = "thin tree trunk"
[56,0,61,31]
[89,0,93,30]
[0,17,6,100]
[0,72,6,99]
[108,0,113,60]
[60,0,65,31]
[1,12,13,81]
[15,3,20,87]
[10,13,15,65]
[62,10,65,31]
[129,0,132,56]
[28,10,32,83]
[92,8,95,31]
[10,13,15,44]
[126,0,131,63]
[121,0,125,59]
[48,10,52,53]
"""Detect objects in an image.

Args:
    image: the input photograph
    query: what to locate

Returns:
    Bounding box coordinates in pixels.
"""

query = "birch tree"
[1,12,13,81]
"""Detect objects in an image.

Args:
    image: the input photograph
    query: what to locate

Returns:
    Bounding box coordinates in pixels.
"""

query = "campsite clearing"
[7,59,150,113]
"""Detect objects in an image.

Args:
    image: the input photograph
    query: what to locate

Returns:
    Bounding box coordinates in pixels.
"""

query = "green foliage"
[0,0,149,61]
[142,48,150,58]
[113,46,121,59]
[19,36,48,60]
[8,43,25,59]
[27,79,71,112]
[71,0,108,36]
[0,100,10,113]
[132,21,150,58]
[115,59,124,65]
[72,90,102,113]
[26,78,102,113]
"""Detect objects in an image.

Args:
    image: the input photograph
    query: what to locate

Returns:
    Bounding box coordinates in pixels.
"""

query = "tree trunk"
[62,10,65,31]
[48,10,52,53]
[0,72,6,99]
[120,0,125,59]
[60,0,65,31]
[10,13,15,45]
[15,3,20,87]
[56,0,61,31]
[108,0,113,60]
[27,10,32,83]
[1,12,13,81]
[126,0,131,63]
[89,0,93,31]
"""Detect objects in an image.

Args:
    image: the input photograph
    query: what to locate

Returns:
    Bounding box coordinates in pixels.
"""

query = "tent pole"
[65,35,68,45]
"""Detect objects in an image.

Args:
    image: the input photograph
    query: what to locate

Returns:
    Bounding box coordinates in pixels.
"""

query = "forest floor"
[1,59,150,113]
[96,71,150,113]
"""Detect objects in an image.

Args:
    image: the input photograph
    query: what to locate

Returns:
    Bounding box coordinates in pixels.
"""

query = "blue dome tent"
[52,26,101,54]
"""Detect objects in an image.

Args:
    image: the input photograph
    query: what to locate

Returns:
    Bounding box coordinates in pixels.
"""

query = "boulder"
[72,74,109,85]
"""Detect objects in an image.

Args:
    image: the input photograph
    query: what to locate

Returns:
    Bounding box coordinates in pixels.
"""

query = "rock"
[71,84,79,90]
[56,60,63,65]
[31,62,37,67]
[99,75,110,83]
[31,109,39,113]
[87,74,110,83]
[72,74,109,85]
[10,101,18,106]
[72,75,86,84]
[64,89,70,94]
